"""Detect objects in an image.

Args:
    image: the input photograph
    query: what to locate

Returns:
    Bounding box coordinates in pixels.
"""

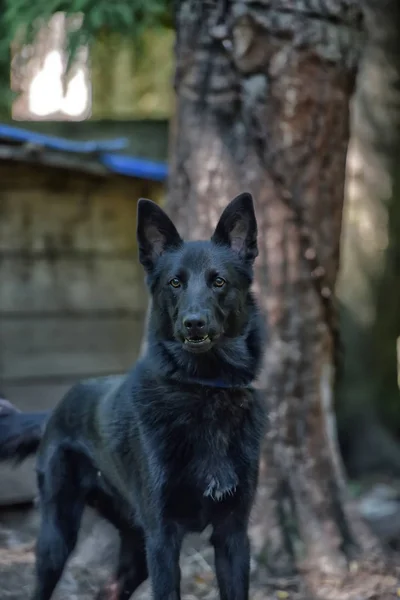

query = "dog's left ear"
[211,192,258,262]
[137,198,183,271]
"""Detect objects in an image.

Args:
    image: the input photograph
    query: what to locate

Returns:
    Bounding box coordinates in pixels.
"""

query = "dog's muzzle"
[181,313,213,353]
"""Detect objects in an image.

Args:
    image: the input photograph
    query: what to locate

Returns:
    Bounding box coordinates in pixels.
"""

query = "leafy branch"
[0,0,173,113]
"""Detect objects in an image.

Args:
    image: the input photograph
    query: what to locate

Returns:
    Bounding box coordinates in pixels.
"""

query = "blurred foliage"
[0,0,173,115]
[91,27,175,119]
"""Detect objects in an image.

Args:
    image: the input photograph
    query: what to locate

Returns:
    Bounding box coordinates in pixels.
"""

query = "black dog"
[0,193,267,600]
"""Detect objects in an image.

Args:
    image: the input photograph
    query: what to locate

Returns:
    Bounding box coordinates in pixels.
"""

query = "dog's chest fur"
[139,385,254,525]
[98,378,261,533]
[150,385,252,454]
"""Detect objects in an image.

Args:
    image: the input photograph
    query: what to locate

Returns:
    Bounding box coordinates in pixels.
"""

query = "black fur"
[0,193,267,600]
[0,399,47,462]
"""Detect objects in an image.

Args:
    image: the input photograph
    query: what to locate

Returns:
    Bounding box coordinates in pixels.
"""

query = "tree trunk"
[337,0,400,478]
[167,0,382,580]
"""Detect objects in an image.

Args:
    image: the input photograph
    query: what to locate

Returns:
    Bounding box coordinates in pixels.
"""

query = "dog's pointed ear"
[137,199,183,271]
[211,193,258,262]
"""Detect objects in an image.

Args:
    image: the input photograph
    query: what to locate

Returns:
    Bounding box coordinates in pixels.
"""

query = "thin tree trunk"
[337,0,400,478]
[167,0,382,578]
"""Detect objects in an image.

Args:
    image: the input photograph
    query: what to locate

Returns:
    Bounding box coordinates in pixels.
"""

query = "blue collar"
[170,374,253,389]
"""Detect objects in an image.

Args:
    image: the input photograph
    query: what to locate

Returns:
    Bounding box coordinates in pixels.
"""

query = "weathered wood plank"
[1,382,72,412]
[0,144,110,176]
[0,161,164,194]
[0,316,145,380]
[0,187,141,253]
[0,160,164,505]
[0,257,148,313]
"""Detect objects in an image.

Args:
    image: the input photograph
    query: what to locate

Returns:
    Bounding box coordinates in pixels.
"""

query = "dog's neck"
[145,306,265,390]
[168,372,253,390]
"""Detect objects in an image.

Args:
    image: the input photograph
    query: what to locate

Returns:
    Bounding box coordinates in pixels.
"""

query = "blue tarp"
[101,153,168,182]
[0,123,168,182]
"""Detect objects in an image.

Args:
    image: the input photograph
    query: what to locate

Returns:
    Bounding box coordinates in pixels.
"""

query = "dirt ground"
[0,503,268,600]
[0,501,399,600]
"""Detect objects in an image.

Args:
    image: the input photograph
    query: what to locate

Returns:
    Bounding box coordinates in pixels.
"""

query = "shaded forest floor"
[1,488,400,600]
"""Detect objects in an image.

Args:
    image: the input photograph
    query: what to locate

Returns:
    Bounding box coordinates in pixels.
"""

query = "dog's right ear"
[211,192,258,263]
[137,199,183,271]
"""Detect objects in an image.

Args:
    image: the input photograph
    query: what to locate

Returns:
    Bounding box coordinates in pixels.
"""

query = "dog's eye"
[213,276,226,288]
[169,277,181,288]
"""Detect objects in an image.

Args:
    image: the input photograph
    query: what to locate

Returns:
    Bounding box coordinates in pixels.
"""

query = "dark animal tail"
[0,398,49,463]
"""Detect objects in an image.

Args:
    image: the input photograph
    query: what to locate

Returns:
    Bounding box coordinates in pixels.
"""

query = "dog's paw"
[203,470,239,501]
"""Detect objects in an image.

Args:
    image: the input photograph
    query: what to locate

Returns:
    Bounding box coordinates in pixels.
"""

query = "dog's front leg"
[145,524,183,600]
[211,521,250,600]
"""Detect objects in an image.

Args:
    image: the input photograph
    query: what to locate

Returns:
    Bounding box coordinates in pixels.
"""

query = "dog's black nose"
[183,314,206,336]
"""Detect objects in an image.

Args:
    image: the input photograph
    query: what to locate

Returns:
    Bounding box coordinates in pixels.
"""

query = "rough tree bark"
[167,0,383,580]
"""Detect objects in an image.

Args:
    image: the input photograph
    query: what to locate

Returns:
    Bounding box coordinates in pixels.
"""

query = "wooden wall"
[0,161,164,504]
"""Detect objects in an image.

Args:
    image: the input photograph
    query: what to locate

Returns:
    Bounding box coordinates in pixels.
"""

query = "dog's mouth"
[184,334,212,353]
